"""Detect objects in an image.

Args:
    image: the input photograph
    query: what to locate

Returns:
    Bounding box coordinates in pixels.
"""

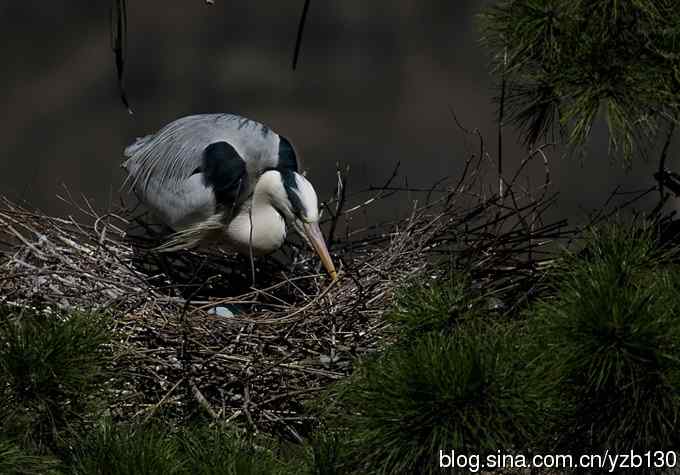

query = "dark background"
[0,1,673,224]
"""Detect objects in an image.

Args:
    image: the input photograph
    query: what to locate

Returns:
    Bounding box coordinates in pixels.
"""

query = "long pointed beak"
[303,222,338,280]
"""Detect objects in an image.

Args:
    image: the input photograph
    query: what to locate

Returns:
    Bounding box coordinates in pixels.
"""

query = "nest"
[0,152,570,439]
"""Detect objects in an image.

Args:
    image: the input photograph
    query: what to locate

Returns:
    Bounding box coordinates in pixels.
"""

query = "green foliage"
[67,421,297,475]
[177,424,291,475]
[6,223,680,473]
[480,0,680,161]
[297,430,349,475]
[387,272,486,337]
[328,325,541,474]
[528,224,680,452]
[0,439,60,475]
[0,307,112,450]
[67,421,183,475]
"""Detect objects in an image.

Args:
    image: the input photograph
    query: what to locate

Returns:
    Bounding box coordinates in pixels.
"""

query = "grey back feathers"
[123,114,300,219]
[124,114,287,194]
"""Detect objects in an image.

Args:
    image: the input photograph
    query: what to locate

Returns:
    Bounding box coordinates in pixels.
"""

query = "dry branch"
[0,149,569,436]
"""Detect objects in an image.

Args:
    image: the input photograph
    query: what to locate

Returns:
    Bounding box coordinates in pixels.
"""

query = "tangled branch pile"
[0,148,569,438]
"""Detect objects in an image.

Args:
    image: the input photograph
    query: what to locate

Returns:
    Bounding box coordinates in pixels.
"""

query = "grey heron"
[122,114,337,280]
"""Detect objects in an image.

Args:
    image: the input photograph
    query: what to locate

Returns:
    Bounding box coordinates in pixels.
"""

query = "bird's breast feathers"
[224,205,286,255]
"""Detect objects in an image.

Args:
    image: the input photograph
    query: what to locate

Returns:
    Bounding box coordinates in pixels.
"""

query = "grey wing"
[122,114,281,229]
[134,142,248,231]
[123,114,280,194]
[123,114,277,230]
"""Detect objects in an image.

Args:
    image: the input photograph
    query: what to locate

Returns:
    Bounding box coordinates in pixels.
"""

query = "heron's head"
[259,169,337,280]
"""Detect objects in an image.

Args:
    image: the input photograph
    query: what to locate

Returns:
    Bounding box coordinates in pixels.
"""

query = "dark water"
[0,1,675,225]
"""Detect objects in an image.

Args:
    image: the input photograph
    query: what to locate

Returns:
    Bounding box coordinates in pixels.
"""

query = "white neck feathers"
[223,172,287,255]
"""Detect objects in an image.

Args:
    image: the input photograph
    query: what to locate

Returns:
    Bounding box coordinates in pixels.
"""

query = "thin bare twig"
[292,0,312,70]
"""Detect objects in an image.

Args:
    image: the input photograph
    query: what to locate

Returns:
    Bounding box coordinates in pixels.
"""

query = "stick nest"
[0,154,564,438]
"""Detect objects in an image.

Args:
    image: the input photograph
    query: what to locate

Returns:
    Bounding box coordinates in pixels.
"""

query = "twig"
[292,0,312,70]
[191,378,219,419]
[327,163,349,250]
[143,378,184,424]
[653,120,676,215]
[110,0,133,114]
[497,47,508,199]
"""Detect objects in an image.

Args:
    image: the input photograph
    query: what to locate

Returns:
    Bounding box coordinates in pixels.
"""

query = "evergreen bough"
[0,307,111,453]
[67,421,301,475]
[387,272,487,337]
[329,324,540,474]
[0,439,60,475]
[480,0,680,161]
[528,224,680,453]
